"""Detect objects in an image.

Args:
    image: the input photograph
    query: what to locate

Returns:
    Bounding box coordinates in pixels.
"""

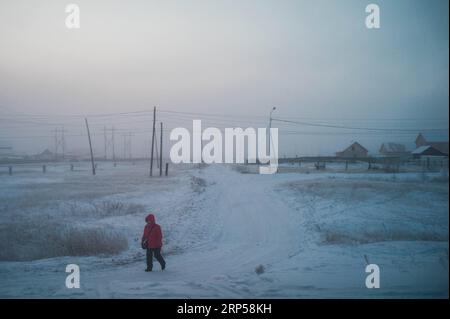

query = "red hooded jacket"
[142,214,163,248]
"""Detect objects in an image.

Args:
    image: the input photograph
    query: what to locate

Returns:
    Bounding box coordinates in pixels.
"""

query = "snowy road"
[0,163,448,298]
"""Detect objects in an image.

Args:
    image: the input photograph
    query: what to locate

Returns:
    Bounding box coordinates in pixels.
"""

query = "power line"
[1,105,448,126]
[272,118,448,133]
[1,106,448,140]
[1,107,448,122]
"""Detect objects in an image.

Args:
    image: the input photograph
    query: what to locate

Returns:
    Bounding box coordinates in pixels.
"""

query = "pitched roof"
[336,142,369,155]
[349,142,368,152]
[412,145,446,156]
[429,142,449,155]
[411,145,432,154]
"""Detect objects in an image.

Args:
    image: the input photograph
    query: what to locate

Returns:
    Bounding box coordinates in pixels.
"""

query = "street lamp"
[268,107,276,154]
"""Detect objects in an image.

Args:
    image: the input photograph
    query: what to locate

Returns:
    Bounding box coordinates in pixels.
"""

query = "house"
[379,142,409,156]
[415,133,448,155]
[336,142,368,158]
[411,145,447,158]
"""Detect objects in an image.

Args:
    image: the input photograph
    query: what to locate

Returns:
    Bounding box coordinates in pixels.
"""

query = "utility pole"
[150,106,156,177]
[160,122,163,176]
[85,118,96,175]
[155,131,160,169]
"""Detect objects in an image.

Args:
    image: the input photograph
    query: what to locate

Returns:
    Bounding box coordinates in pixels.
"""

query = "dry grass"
[0,220,128,261]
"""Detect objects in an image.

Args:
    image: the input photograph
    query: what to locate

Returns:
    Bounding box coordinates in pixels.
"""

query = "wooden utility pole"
[155,132,160,169]
[85,118,96,175]
[150,106,156,176]
[160,122,163,176]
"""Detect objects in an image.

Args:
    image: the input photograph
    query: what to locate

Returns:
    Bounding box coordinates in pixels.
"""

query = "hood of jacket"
[145,214,156,224]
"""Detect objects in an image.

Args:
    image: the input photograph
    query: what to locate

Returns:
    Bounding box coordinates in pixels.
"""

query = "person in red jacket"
[141,213,166,272]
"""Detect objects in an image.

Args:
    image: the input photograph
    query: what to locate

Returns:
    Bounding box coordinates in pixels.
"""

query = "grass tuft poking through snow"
[255,264,265,275]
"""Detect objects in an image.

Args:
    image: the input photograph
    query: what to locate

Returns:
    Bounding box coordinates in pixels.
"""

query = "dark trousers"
[146,248,166,270]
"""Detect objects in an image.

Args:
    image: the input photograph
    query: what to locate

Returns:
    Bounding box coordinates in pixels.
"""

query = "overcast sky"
[0,0,448,157]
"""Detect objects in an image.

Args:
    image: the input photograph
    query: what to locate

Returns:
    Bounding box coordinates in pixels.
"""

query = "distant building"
[411,145,447,158]
[336,142,368,158]
[379,142,410,157]
[415,133,448,155]
[33,149,55,161]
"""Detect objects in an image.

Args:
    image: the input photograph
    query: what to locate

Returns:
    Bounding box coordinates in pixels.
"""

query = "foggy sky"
[0,0,448,157]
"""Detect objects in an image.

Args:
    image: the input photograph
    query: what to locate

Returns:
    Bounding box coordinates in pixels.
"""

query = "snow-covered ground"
[0,162,448,298]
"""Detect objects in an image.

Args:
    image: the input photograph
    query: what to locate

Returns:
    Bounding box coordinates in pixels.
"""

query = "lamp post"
[268,107,276,154]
